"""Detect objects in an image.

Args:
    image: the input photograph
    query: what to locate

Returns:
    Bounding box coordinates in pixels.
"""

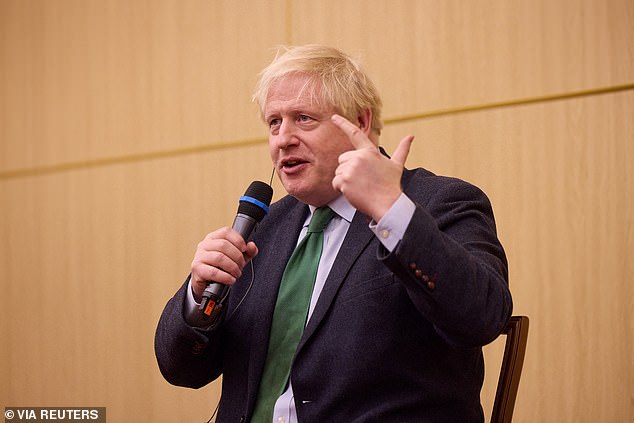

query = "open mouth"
[281,158,308,170]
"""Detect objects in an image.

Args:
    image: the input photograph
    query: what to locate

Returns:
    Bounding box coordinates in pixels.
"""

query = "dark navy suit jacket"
[155,167,513,423]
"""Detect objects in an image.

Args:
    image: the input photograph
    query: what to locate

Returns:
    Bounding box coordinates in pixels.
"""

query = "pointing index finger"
[331,114,376,150]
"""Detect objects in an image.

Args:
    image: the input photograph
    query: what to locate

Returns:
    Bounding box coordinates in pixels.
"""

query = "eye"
[298,114,314,123]
[268,117,281,128]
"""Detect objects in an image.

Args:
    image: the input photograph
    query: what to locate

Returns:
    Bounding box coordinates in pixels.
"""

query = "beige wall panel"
[0,142,275,421]
[1,0,633,421]
[291,0,633,118]
[381,90,633,422]
[0,0,285,172]
[2,90,631,420]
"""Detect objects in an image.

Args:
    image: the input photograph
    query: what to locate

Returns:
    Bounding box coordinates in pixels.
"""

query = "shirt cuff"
[369,193,416,252]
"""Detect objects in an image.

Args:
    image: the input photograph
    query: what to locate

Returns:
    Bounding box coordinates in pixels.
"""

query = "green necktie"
[251,207,336,422]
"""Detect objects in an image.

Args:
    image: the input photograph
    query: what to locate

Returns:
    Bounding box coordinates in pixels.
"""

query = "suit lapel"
[245,200,308,409]
[298,169,415,344]
[299,210,375,346]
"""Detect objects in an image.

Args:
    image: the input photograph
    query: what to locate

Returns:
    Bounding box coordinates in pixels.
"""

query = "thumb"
[244,241,259,261]
[391,135,414,166]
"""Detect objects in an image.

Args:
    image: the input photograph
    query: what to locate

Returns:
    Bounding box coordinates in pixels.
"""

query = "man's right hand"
[190,227,259,303]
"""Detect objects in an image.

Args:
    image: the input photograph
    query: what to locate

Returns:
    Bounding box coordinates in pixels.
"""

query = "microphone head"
[237,181,273,222]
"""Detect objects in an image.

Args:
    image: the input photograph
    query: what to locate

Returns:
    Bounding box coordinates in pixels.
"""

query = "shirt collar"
[307,195,356,224]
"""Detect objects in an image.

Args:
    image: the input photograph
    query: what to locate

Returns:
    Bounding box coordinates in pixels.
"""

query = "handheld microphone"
[199,181,273,325]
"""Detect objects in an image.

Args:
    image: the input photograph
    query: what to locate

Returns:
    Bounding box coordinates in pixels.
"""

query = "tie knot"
[307,207,335,233]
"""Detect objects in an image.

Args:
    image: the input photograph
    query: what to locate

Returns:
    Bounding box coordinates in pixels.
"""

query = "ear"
[356,109,373,135]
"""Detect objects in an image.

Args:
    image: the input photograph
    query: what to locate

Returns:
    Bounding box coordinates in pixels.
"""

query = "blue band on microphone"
[239,196,270,214]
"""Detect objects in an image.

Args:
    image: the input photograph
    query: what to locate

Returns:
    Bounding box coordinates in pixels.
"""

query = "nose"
[274,119,299,150]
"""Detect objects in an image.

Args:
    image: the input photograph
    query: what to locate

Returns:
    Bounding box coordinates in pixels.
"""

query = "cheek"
[326,140,354,167]
[326,126,354,152]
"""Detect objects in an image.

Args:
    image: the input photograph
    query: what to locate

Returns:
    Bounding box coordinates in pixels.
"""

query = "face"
[265,74,355,206]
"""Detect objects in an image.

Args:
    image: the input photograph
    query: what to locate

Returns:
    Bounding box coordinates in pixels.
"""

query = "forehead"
[264,74,331,115]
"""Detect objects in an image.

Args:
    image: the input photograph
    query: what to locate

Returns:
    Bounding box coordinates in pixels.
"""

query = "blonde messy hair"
[253,45,383,137]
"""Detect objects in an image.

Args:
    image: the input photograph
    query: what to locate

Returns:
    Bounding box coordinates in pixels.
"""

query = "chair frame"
[490,315,530,423]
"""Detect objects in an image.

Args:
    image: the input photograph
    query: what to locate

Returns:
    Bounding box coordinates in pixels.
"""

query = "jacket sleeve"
[380,177,512,347]
[154,277,224,388]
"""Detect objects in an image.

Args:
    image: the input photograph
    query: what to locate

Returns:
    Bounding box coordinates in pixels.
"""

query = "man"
[155,45,512,423]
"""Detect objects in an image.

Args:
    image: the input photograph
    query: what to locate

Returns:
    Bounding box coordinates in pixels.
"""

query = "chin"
[280,177,336,206]
[285,187,312,203]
